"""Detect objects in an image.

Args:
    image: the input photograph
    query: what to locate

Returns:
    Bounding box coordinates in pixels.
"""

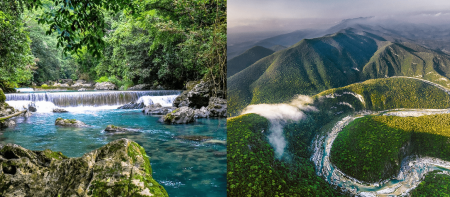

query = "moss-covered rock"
[104,125,139,133]
[55,118,87,127]
[0,88,5,103]
[0,138,168,196]
[162,107,195,124]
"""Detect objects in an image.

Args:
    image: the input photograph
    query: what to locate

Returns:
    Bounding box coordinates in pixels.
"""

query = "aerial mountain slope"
[227,29,318,59]
[227,46,274,77]
[269,45,287,51]
[228,30,386,116]
[228,29,450,116]
[361,42,450,87]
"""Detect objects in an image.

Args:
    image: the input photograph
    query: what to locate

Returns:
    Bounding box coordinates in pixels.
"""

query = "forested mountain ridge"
[228,28,450,116]
[227,46,274,77]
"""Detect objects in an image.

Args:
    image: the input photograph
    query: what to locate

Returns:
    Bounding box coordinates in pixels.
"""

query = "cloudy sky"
[228,0,450,32]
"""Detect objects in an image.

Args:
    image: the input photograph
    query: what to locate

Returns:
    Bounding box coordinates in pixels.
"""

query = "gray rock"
[53,108,68,113]
[0,119,15,128]
[53,83,70,87]
[194,106,210,118]
[55,118,87,127]
[28,102,37,112]
[22,110,32,117]
[59,79,73,85]
[128,84,152,90]
[104,125,139,133]
[143,103,176,115]
[161,106,195,124]
[0,138,169,196]
[94,82,117,90]
[118,102,145,109]
[207,97,227,117]
[173,80,214,108]
[78,88,87,91]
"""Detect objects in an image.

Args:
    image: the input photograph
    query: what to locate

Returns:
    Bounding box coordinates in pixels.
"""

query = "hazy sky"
[228,0,450,32]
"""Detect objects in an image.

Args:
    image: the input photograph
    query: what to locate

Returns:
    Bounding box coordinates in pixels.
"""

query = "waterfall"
[6,90,181,112]
[136,95,178,107]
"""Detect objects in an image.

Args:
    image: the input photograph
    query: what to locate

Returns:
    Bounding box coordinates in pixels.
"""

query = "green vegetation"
[227,29,450,117]
[227,46,274,77]
[410,171,450,197]
[0,1,34,91]
[227,113,340,196]
[2,0,226,93]
[0,89,5,103]
[331,114,450,182]
[314,78,450,112]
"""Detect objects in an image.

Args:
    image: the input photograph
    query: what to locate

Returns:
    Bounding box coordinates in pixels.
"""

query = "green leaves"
[0,6,34,88]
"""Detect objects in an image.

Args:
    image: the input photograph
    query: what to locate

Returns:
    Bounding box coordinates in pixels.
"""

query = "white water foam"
[136,95,178,107]
[6,101,122,113]
[5,90,181,112]
[15,88,34,92]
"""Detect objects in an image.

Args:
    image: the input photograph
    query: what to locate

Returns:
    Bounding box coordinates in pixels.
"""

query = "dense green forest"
[331,114,450,183]
[1,0,226,92]
[227,113,342,196]
[314,78,450,112]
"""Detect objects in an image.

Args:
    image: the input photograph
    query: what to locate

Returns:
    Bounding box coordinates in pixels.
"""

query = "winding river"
[311,77,450,196]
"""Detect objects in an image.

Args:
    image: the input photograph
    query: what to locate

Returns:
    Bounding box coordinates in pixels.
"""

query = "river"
[2,89,227,197]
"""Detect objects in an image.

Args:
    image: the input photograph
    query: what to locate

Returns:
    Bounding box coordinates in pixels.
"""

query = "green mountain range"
[227,46,274,77]
[228,29,450,116]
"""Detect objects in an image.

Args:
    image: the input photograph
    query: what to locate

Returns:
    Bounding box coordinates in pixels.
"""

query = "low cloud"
[242,95,317,159]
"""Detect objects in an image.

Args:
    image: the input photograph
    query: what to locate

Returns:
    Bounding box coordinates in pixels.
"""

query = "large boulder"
[55,118,87,127]
[118,102,145,109]
[173,80,214,109]
[161,106,195,124]
[0,138,168,196]
[207,97,227,117]
[128,84,152,90]
[194,106,210,118]
[143,103,176,115]
[94,82,117,90]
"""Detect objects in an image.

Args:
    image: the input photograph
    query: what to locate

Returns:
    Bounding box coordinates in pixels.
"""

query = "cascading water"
[137,95,179,107]
[6,90,181,112]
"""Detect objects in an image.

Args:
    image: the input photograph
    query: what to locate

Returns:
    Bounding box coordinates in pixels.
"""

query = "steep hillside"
[227,29,318,59]
[227,30,385,116]
[269,45,287,51]
[228,29,450,117]
[361,42,450,87]
[227,46,274,77]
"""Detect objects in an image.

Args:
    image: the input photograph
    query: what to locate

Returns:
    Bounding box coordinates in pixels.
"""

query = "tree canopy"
[1,0,226,93]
